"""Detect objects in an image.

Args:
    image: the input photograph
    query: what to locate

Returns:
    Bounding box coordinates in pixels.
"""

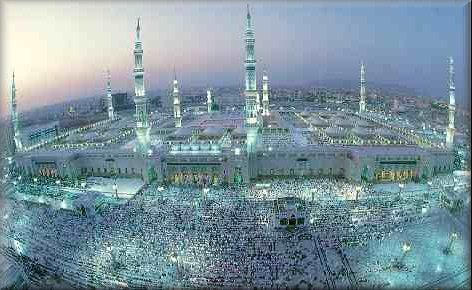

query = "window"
[289,216,297,226]
[297,218,305,225]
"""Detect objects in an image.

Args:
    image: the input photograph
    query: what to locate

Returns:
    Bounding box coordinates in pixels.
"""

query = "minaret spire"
[359,61,366,113]
[133,17,150,151]
[262,70,270,116]
[246,4,252,29]
[136,17,141,40]
[244,4,260,156]
[106,69,115,121]
[172,71,182,128]
[207,88,213,115]
[10,72,23,152]
[446,56,455,149]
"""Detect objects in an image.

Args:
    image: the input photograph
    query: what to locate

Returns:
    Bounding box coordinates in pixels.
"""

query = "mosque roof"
[355,119,374,127]
[173,127,194,137]
[201,127,226,136]
[351,126,372,136]
[325,126,348,137]
[374,127,395,137]
[232,127,247,136]
[309,116,329,127]
[333,117,354,127]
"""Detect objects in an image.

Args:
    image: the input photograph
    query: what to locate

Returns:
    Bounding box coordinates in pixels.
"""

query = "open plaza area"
[0,173,470,289]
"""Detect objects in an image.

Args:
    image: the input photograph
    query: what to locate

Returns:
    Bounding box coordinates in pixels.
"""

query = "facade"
[10,8,455,187]
[273,197,307,230]
[112,93,130,111]
[25,122,59,146]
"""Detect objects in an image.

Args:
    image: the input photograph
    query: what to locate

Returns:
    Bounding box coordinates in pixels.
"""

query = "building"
[23,122,60,146]
[11,7,455,186]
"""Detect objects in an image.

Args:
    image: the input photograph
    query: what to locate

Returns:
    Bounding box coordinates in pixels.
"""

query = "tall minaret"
[172,72,182,128]
[10,72,23,152]
[262,70,270,116]
[133,17,150,150]
[244,4,260,154]
[207,89,213,114]
[359,61,366,113]
[106,69,115,121]
[256,92,261,113]
[446,56,455,149]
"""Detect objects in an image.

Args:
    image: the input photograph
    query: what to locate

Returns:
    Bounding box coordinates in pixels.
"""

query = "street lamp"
[113,183,118,199]
[398,183,405,197]
[394,241,412,270]
[443,231,459,255]
[355,186,362,202]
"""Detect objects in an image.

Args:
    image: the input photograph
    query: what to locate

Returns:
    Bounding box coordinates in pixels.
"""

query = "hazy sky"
[1,1,469,114]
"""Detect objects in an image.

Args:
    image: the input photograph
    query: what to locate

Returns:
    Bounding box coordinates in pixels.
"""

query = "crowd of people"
[0,174,463,289]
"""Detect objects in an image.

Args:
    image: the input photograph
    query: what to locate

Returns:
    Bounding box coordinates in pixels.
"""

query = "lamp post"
[56,179,61,196]
[443,231,459,255]
[398,183,405,198]
[395,241,411,270]
[355,186,361,202]
[113,183,118,199]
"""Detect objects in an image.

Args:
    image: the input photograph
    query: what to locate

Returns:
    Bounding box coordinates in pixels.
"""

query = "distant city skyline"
[1,1,469,114]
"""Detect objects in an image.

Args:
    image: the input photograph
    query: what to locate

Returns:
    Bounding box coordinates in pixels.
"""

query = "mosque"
[9,6,455,186]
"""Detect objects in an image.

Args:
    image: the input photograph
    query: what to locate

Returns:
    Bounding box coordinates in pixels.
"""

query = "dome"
[232,127,247,136]
[374,128,395,137]
[309,117,329,127]
[325,126,348,137]
[173,127,194,137]
[352,126,372,137]
[202,127,226,137]
[333,117,354,128]
[355,119,373,128]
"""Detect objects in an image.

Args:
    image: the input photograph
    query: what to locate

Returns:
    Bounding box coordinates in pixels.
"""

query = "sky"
[1,1,469,114]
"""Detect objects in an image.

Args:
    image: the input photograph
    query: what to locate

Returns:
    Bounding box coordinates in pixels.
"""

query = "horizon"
[1,1,469,114]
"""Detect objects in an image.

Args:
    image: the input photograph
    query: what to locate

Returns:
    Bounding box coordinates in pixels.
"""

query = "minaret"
[256,92,261,113]
[106,69,115,121]
[359,61,366,113]
[244,4,260,154]
[207,89,213,114]
[10,72,23,152]
[172,72,182,128]
[133,17,150,151]
[446,56,455,149]
[262,70,270,116]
